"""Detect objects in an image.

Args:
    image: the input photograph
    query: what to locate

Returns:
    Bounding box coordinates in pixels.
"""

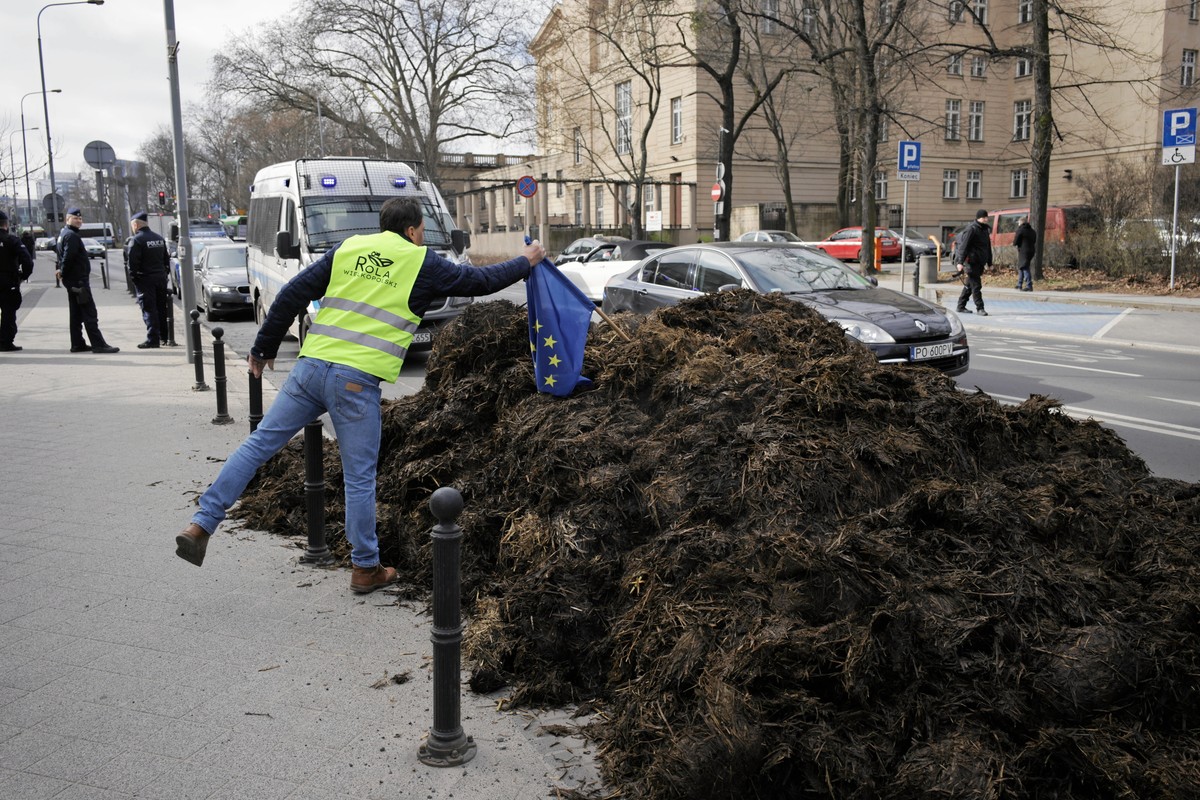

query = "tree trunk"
[1030,0,1054,280]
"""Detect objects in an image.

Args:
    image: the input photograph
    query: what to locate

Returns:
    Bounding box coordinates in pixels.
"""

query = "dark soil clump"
[233,292,1200,799]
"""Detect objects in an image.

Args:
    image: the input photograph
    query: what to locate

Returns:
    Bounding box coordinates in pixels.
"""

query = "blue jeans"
[192,357,384,567]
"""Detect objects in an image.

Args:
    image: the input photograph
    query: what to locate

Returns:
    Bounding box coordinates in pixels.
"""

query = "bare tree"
[211,0,538,186]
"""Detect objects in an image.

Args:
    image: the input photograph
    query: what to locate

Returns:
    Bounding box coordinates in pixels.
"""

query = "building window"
[574,189,582,226]
[1184,50,1197,87]
[966,170,982,200]
[1013,100,1032,140]
[943,169,960,199]
[968,101,985,141]
[644,182,656,212]
[879,117,889,142]
[761,0,778,34]
[945,99,962,140]
[616,81,632,155]
[875,170,888,201]
[671,97,682,144]
[971,55,987,77]
[802,4,817,35]
[595,186,605,226]
[973,0,988,24]
[948,0,964,23]
[1016,57,1032,78]
[1011,168,1029,198]
[1018,0,1032,23]
[556,169,563,198]
[1192,0,1199,21]
[880,0,893,24]
[947,53,962,75]
[574,128,582,164]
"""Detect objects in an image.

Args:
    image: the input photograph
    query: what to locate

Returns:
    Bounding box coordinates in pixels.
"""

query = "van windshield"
[303,196,452,252]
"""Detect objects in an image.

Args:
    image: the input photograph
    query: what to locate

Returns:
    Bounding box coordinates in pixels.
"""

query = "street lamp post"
[9,128,39,225]
[37,0,105,231]
[21,89,61,231]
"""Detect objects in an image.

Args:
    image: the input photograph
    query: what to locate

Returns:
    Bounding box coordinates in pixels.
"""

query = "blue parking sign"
[898,140,921,171]
[1163,108,1197,147]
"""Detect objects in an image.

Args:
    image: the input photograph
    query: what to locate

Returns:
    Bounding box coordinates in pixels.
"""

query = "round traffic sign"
[84,140,116,169]
[711,182,722,202]
[516,175,538,198]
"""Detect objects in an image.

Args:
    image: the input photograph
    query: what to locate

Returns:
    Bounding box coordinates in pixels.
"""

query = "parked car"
[736,230,805,243]
[81,237,106,259]
[601,242,969,376]
[558,240,671,303]
[554,235,629,266]
[171,232,233,297]
[35,236,56,251]
[885,228,940,261]
[811,227,902,262]
[193,243,251,320]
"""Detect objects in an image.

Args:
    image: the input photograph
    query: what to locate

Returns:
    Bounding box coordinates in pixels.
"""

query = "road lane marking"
[1150,395,1200,408]
[1091,307,1135,340]
[987,392,1200,441]
[972,353,1142,377]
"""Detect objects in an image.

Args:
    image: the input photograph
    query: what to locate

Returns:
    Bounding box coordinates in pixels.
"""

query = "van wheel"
[254,295,264,325]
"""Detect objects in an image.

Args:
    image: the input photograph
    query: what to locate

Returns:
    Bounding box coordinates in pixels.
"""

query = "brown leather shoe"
[175,523,210,566]
[350,564,399,594]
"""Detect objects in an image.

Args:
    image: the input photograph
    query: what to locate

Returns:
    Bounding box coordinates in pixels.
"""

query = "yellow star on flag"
[533,320,543,333]
[548,354,562,367]
[544,375,558,387]
[543,334,558,349]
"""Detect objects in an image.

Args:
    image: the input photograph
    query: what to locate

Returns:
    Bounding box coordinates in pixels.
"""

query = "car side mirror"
[451,229,470,255]
[275,230,301,260]
[868,276,879,286]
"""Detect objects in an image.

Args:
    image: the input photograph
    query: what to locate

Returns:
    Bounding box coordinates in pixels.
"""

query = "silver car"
[193,243,251,320]
[602,242,970,376]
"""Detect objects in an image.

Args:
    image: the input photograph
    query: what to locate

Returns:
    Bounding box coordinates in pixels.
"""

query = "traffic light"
[158,191,166,208]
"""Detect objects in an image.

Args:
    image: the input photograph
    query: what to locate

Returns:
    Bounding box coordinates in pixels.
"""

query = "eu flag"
[526,257,594,397]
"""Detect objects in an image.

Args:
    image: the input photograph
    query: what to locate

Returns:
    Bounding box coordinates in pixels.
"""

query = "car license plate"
[911,342,954,361]
[412,331,432,344]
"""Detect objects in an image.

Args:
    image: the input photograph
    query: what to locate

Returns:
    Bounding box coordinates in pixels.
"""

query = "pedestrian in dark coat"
[55,208,119,353]
[0,211,36,352]
[127,211,171,347]
[1014,217,1037,291]
[20,229,37,260]
[954,209,993,316]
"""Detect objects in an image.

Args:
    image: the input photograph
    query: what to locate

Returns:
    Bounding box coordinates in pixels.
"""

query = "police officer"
[55,208,119,353]
[127,211,171,347]
[0,211,36,352]
[175,197,545,595]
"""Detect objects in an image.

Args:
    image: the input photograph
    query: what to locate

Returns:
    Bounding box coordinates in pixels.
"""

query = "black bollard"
[418,487,476,767]
[190,310,209,391]
[211,328,234,425]
[100,251,110,290]
[165,300,177,346]
[248,372,263,433]
[299,421,335,566]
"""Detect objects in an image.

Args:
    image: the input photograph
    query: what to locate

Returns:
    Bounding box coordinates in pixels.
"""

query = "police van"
[245,158,473,348]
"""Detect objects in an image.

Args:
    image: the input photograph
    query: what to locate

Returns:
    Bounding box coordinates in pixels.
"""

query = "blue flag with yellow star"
[527,257,594,397]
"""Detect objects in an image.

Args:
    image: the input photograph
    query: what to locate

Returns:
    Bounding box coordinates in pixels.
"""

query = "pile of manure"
[234,291,1200,799]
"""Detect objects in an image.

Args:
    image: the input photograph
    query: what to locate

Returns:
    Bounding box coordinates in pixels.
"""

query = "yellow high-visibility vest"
[299,231,425,382]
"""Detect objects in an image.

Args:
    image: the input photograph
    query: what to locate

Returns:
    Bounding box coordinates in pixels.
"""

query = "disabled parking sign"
[1162,108,1197,165]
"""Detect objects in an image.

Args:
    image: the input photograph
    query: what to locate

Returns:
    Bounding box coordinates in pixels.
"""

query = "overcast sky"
[6,0,296,182]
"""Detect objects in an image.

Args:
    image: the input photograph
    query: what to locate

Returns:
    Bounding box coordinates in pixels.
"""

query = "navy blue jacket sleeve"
[407,251,532,317]
[15,234,34,280]
[250,246,338,360]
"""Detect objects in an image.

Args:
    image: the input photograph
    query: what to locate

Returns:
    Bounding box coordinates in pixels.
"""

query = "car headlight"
[942,308,965,337]
[210,284,236,292]
[833,319,895,343]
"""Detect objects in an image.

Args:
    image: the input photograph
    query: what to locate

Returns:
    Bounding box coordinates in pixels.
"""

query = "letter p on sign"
[898,140,921,172]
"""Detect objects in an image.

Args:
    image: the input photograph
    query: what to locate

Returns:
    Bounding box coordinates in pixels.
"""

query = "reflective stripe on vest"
[299,231,426,382]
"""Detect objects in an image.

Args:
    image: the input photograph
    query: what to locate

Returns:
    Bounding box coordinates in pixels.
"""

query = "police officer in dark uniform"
[54,208,120,353]
[0,211,36,352]
[127,211,171,347]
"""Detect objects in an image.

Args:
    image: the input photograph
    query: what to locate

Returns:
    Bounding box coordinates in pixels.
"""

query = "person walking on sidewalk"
[127,211,171,348]
[1014,216,1037,291]
[0,211,36,352]
[55,208,120,353]
[175,197,546,594]
[954,209,992,317]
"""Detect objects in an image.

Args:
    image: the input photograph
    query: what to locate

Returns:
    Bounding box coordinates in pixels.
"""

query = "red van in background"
[988,205,1100,266]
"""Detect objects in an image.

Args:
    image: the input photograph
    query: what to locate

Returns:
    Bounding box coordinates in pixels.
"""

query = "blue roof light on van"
[392,177,407,189]
[321,176,338,189]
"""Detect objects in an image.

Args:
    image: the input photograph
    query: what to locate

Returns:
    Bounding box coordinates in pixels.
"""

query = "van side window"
[248,196,282,253]
[283,200,297,238]
[997,214,1021,234]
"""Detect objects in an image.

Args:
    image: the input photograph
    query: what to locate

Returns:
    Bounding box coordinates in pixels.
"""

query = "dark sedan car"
[602,242,969,376]
[193,243,251,320]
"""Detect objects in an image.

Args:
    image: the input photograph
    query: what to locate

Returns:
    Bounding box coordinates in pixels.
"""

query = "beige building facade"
[455,0,1200,257]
